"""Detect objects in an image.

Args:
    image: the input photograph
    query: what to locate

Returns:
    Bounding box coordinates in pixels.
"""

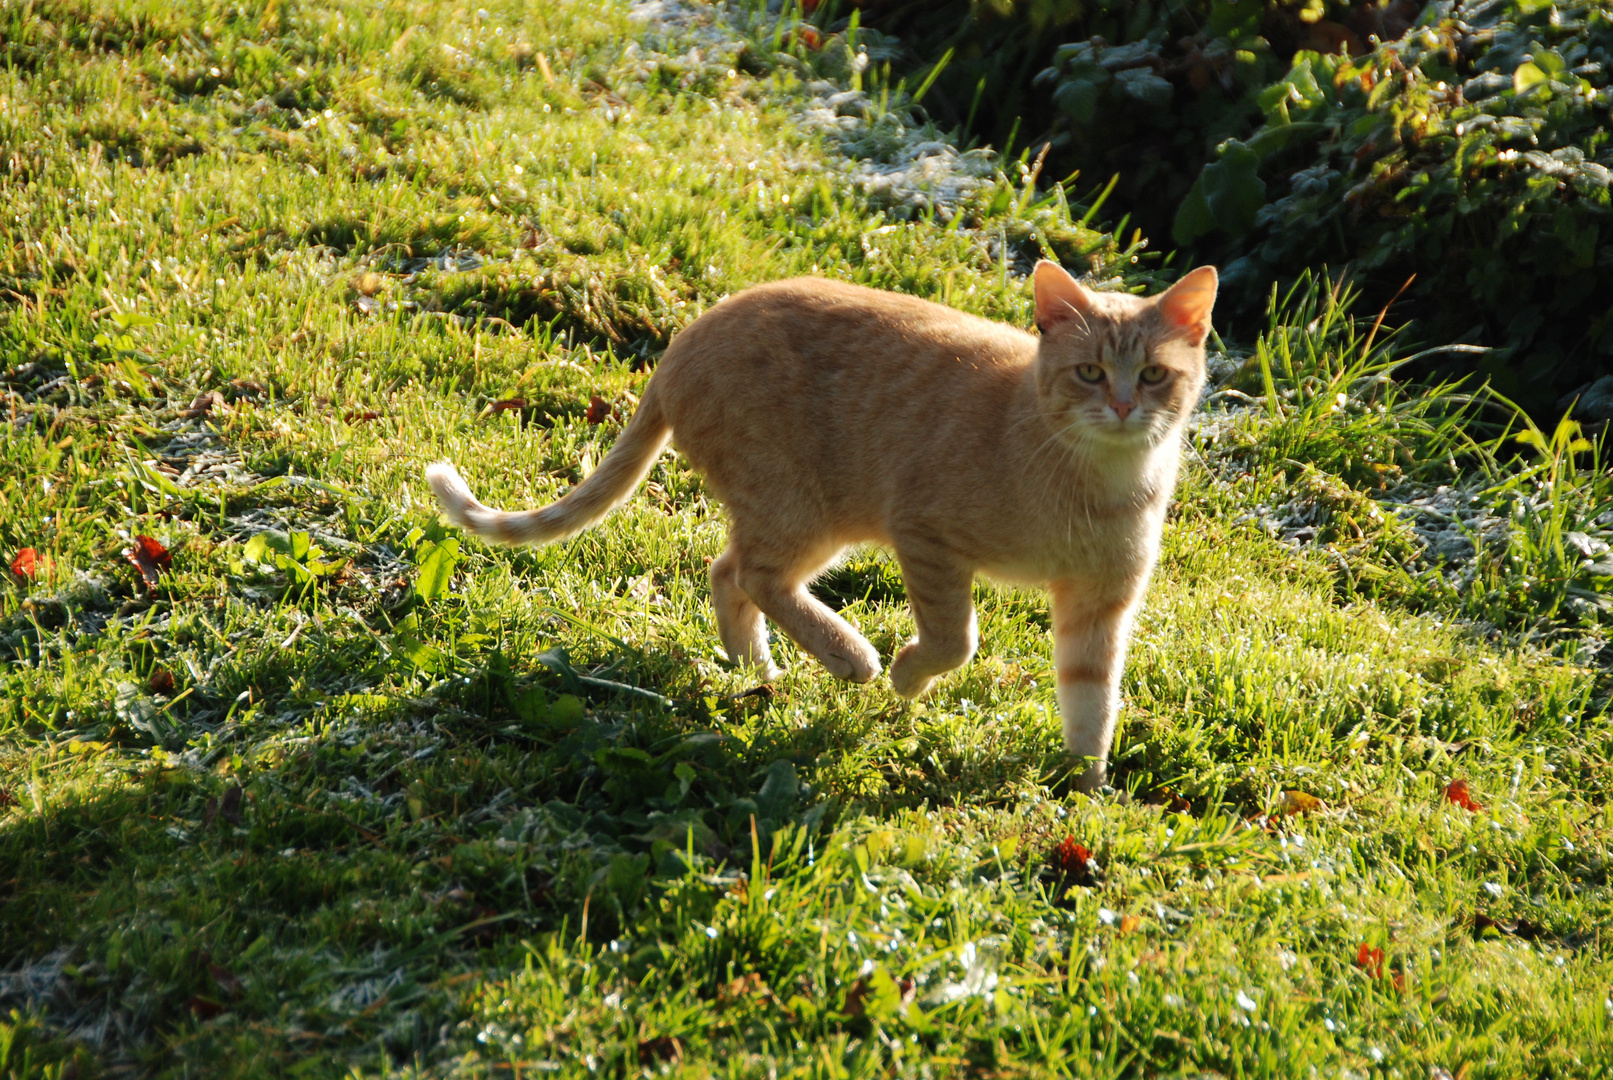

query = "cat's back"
[655,277,1033,410]
[650,277,1038,519]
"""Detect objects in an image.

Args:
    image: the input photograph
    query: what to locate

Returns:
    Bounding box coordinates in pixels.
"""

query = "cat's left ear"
[1157,266,1219,346]
[1033,260,1094,333]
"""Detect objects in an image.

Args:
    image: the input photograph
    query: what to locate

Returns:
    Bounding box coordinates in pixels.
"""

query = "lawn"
[2,0,1612,1076]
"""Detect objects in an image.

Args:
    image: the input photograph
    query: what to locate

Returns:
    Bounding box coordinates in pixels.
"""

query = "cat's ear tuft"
[1033,260,1094,333]
[1157,265,1218,346]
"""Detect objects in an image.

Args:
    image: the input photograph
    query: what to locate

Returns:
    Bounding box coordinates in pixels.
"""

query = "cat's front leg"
[1048,578,1142,793]
[889,542,977,698]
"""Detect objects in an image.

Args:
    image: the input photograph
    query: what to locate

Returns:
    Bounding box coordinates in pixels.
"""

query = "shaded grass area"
[2,0,1612,1077]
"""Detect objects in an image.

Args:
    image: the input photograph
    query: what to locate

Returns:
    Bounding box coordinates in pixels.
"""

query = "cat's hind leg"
[889,541,977,698]
[729,536,881,683]
[709,546,780,681]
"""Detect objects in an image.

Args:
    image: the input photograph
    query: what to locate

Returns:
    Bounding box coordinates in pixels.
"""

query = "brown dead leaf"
[843,973,916,1019]
[1118,914,1141,934]
[148,668,177,695]
[187,996,225,1019]
[585,395,612,424]
[718,972,772,1007]
[209,962,244,999]
[1472,912,1545,940]
[220,784,244,825]
[124,535,172,590]
[637,1035,682,1065]
[344,409,382,424]
[1280,790,1323,815]
[352,271,385,296]
[180,390,226,419]
[490,397,526,413]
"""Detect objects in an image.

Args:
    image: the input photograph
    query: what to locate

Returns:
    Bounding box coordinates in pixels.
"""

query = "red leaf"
[187,996,225,1019]
[790,26,822,49]
[1444,779,1483,812]
[124,535,172,589]
[1050,836,1098,887]
[1355,942,1385,979]
[148,668,177,695]
[585,395,612,424]
[9,548,38,579]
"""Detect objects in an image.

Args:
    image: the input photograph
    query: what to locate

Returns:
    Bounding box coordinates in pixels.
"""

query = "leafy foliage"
[1184,0,1613,405]
[846,0,1423,249]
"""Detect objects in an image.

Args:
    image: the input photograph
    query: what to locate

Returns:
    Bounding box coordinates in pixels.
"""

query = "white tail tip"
[424,460,482,529]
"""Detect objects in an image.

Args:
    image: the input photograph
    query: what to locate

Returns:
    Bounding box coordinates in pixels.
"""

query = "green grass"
[2,0,1613,1077]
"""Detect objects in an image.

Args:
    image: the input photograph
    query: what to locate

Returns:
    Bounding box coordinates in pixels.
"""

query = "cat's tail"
[424,391,672,546]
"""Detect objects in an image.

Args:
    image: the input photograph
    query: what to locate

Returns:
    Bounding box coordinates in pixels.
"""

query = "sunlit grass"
[1,0,1611,1077]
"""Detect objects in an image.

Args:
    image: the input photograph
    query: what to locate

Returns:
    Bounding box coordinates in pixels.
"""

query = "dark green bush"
[1178,0,1613,407]
[847,0,1420,257]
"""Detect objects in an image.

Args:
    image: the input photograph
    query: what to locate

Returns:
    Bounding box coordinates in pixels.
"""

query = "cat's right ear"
[1033,260,1094,334]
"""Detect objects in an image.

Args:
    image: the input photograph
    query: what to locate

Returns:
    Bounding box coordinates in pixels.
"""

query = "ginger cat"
[426,260,1216,791]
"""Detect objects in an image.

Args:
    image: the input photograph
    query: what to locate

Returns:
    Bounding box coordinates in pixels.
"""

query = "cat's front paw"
[1072,760,1107,794]
[823,644,882,683]
[888,646,937,698]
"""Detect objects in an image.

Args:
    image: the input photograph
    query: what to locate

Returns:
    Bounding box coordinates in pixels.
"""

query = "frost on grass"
[0,946,138,1056]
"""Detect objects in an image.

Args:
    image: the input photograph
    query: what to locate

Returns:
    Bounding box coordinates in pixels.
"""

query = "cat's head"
[1031,260,1217,449]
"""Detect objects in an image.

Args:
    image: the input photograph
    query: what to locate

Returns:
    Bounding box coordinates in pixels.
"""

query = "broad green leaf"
[413,538,461,601]
[1051,75,1102,122]
[1173,175,1215,245]
[1514,62,1547,94]
[550,693,585,726]
[1199,140,1266,237]
[242,533,273,563]
[1532,49,1566,78]
[1114,67,1173,109]
[672,761,697,801]
[755,759,799,821]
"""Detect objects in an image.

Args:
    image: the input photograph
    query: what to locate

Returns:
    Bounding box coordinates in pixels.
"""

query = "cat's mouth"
[1091,415,1157,443]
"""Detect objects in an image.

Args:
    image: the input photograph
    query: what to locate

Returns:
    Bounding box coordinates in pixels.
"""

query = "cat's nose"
[1112,400,1134,420]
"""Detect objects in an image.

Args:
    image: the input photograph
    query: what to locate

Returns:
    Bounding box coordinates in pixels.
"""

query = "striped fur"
[425,390,671,545]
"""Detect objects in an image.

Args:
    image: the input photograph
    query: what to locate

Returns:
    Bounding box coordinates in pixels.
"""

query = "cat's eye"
[1074,363,1105,383]
[1138,365,1169,385]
